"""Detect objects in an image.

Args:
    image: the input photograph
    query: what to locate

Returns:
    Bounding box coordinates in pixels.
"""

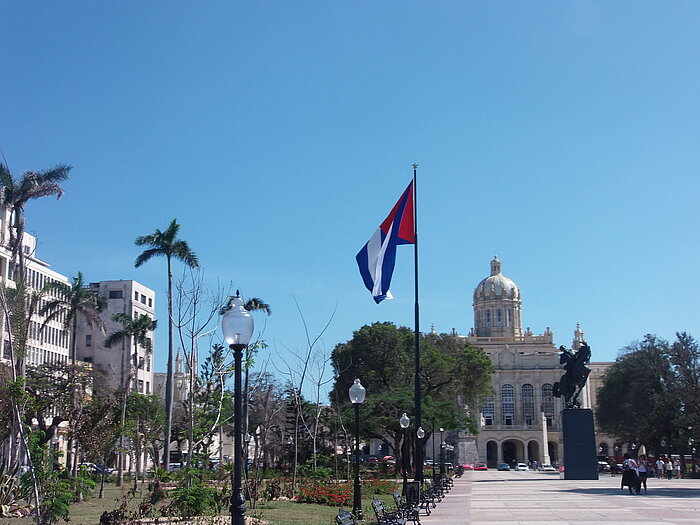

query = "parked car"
[444,462,454,471]
[538,464,556,471]
[497,463,511,471]
[597,461,611,472]
[368,456,380,465]
[382,456,396,465]
[475,463,488,471]
[515,463,529,471]
[461,464,474,470]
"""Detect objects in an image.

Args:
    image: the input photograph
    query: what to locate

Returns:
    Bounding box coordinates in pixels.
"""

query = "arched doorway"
[486,441,498,468]
[502,440,524,465]
[527,440,540,463]
[547,441,559,464]
[598,442,609,457]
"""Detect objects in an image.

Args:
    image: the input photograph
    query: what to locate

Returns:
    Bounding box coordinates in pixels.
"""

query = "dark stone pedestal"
[562,408,599,480]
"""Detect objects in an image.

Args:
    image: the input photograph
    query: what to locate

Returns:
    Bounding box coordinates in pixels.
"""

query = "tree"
[135,219,199,470]
[330,322,494,472]
[104,313,157,486]
[125,394,165,488]
[0,162,70,283]
[668,332,700,436]
[596,334,680,454]
[39,271,107,473]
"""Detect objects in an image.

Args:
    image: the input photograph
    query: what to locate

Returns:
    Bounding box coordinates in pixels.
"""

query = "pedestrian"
[637,454,650,494]
[621,452,641,495]
[674,458,682,479]
[609,458,617,477]
[665,457,673,480]
[655,457,665,479]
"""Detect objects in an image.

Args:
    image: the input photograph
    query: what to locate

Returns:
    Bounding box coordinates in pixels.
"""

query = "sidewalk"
[419,471,700,524]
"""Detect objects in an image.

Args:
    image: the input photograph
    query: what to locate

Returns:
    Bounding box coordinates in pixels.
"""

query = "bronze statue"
[553,342,591,409]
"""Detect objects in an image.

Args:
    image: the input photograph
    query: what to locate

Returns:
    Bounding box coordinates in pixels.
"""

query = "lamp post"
[400,413,410,495]
[416,426,425,482]
[221,292,254,525]
[431,418,436,479]
[439,428,445,476]
[285,435,293,475]
[349,378,366,520]
[244,432,251,479]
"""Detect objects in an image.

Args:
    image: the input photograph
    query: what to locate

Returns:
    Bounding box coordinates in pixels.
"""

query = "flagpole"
[412,163,423,483]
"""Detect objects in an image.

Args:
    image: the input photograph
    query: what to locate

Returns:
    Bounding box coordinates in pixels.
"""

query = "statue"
[552,342,591,409]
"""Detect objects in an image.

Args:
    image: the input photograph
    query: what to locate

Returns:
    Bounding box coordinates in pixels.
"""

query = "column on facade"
[541,411,551,465]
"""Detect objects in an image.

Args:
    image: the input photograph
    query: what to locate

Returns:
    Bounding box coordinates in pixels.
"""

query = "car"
[515,463,529,471]
[538,464,556,471]
[368,456,379,465]
[497,463,511,471]
[424,459,434,466]
[94,464,114,475]
[597,461,611,472]
[475,463,488,471]
[461,464,474,470]
[444,462,454,471]
[381,456,396,465]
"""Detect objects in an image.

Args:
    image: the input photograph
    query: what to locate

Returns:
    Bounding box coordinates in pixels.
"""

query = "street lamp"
[431,418,436,479]
[416,426,425,482]
[349,378,366,520]
[400,413,410,495]
[439,428,445,476]
[221,292,254,525]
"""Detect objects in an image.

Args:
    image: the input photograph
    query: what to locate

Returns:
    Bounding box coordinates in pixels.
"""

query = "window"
[542,384,555,427]
[138,380,144,393]
[109,290,123,299]
[148,298,152,307]
[501,384,515,425]
[486,310,491,328]
[86,334,92,347]
[146,358,150,372]
[476,310,481,327]
[507,309,513,327]
[23,245,30,255]
[135,291,139,300]
[146,381,150,394]
[482,396,495,426]
[496,309,503,327]
[521,384,535,425]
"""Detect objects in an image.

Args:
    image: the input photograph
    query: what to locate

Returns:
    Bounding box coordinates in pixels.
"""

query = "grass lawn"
[0,483,392,525]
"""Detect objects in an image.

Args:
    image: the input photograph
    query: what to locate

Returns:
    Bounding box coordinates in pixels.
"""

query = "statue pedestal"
[561,409,598,480]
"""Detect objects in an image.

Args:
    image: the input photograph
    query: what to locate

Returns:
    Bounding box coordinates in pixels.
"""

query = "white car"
[516,463,529,471]
[539,464,556,471]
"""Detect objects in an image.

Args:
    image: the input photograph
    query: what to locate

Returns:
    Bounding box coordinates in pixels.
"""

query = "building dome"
[472,257,522,339]
[473,257,520,301]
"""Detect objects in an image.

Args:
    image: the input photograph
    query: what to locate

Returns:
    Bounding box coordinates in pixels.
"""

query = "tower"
[472,256,522,339]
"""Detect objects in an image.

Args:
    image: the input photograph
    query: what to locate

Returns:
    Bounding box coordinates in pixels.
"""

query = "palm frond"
[172,240,199,268]
[135,248,164,268]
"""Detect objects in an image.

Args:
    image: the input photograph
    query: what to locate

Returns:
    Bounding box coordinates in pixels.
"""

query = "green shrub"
[166,479,217,517]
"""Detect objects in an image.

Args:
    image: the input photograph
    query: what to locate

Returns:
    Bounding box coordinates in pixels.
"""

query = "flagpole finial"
[412,163,418,170]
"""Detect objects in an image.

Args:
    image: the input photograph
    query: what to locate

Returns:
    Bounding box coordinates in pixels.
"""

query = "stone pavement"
[419,470,700,524]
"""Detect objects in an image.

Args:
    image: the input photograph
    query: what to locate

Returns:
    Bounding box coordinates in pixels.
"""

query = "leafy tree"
[668,332,700,437]
[596,334,680,454]
[39,271,107,473]
[330,322,494,471]
[104,313,157,486]
[125,394,165,488]
[135,219,199,469]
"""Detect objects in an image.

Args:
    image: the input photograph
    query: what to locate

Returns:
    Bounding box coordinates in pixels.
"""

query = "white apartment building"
[75,280,156,396]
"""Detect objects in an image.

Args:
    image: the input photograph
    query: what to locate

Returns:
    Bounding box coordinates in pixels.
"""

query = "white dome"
[473,257,519,301]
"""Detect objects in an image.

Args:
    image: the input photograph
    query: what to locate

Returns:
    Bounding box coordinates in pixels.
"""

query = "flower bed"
[295,480,352,507]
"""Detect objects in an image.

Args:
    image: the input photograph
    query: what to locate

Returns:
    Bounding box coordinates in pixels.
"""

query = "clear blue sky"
[2,2,699,398]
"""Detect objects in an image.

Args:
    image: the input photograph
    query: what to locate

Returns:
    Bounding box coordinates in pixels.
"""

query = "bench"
[335,507,357,525]
[392,491,420,524]
[372,496,407,525]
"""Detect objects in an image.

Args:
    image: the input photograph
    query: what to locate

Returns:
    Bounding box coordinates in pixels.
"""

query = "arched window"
[486,310,491,328]
[507,309,513,327]
[541,384,555,427]
[598,443,609,456]
[501,384,514,425]
[521,384,535,425]
[496,309,503,327]
[476,310,482,327]
[482,396,495,426]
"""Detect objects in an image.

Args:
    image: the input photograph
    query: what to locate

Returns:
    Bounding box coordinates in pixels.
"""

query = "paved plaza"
[419,471,700,524]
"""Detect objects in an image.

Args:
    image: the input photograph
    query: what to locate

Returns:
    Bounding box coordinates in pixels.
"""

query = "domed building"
[460,257,614,468]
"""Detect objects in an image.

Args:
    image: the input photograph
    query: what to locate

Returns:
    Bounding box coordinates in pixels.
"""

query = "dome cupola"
[472,257,522,339]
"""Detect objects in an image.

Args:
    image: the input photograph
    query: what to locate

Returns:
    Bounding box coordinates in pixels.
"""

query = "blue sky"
[2,2,699,398]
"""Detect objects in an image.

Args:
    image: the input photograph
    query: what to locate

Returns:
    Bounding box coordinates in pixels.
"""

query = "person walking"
[655,457,665,479]
[621,453,641,495]
[665,457,674,480]
[674,458,682,479]
[637,454,650,494]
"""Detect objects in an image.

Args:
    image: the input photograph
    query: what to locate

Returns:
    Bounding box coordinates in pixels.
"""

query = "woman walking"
[621,453,641,495]
[637,454,650,494]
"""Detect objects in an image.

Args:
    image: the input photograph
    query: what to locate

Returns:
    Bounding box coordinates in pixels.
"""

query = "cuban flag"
[356,181,415,303]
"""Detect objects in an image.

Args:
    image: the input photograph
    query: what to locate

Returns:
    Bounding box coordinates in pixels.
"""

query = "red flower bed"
[296,481,352,507]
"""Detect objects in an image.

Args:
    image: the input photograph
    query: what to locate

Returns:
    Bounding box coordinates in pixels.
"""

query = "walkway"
[419,470,700,524]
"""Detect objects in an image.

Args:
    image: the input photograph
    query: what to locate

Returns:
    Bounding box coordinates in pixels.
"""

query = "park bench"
[335,507,357,525]
[372,496,407,525]
[392,491,421,524]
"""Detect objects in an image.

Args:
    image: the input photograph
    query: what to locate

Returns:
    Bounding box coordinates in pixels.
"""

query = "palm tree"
[0,162,71,283]
[39,271,107,474]
[105,313,158,487]
[134,219,198,469]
